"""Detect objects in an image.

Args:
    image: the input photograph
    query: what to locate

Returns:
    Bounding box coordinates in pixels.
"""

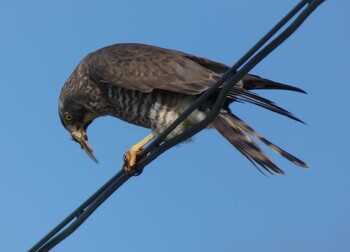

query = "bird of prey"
[59,43,308,175]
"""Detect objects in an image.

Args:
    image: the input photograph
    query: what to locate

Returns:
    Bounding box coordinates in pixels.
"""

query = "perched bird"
[59,43,308,175]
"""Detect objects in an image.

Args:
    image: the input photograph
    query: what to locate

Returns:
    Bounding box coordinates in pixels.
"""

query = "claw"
[123,150,142,176]
[122,133,155,176]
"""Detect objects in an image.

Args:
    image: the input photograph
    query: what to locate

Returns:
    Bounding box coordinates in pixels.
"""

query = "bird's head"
[58,96,99,164]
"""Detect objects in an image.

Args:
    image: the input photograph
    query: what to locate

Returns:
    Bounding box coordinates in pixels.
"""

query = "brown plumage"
[59,43,308,174]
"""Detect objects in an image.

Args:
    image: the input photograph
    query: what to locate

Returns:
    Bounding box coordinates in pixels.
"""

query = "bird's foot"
[122,133,154,176]
[123,149,143,176]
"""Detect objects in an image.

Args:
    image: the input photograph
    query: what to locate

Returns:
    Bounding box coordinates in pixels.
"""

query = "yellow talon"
[123,133,154,176]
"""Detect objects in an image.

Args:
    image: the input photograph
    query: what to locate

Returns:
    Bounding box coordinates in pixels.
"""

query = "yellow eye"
[64,113,73,122]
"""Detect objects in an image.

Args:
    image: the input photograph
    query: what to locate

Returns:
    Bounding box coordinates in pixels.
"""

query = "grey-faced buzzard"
[59,43,308,175]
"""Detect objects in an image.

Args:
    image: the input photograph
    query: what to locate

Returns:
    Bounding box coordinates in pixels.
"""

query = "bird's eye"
[64,112,73,122]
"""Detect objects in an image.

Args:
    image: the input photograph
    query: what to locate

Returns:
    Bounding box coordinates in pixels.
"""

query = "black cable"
[29,1,325,251]
[29,170,128,252]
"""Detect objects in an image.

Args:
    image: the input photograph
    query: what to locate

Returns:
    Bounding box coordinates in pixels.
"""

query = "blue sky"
[1,1,349,251]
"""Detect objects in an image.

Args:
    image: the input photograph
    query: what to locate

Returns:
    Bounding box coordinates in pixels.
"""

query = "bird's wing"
[84,43,229,95]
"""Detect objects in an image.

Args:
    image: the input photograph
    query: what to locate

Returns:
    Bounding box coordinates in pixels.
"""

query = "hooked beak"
[70,127,99,164]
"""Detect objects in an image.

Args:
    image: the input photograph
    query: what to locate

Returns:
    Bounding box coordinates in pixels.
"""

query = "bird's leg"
[123,133,154,176]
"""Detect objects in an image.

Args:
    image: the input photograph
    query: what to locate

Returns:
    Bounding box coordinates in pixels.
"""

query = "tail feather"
[224,75,306,123]
[212,113,285,174]
[211,112,308,175]
[242,74,307,93]
[229,113,308,168]
[229,89,305,123]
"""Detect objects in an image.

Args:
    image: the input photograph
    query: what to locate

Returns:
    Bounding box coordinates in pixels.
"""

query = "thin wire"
[29,1,325,251]
[29,170,128,252]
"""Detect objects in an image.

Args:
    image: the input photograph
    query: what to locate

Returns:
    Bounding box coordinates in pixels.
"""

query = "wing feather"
[85,43,225,95]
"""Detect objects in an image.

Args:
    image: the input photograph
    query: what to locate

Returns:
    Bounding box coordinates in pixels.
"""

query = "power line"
[29,1,325,251]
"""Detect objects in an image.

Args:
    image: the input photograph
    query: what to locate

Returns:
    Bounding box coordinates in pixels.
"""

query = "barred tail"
[211,112,308,175]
